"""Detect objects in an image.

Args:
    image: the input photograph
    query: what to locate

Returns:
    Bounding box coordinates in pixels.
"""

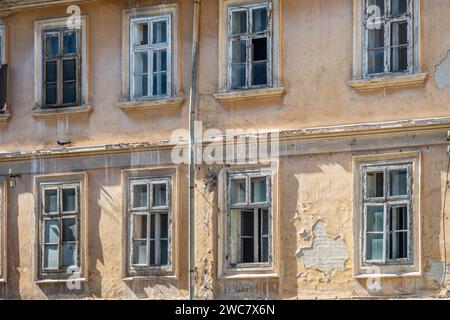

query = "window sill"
[354,272,421,279]
[348,72,428,93]
[32,105,93,120]
[219,272,279,280]
[123,275,177,282]
[0,111,11,123]
[213,87,285,104]
[35,277,87,284]
[117,96,184,112]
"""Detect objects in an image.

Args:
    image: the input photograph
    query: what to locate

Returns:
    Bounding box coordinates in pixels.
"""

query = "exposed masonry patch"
[296,220,348,277]
[435,50,450,90]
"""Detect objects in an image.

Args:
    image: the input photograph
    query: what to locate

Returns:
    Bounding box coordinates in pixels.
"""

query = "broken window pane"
[231,178,246,204]
[62,218,76,242]
[44,189,58,214]
[152,183,167,208]
[133,214,147,239]
[252,37,268,86]
[391,0,408,16]
[62,243,77,268]
[133,240,147,265]
[44,245,59,269]
[367,171,384,198]
[45,34,59,57]
[133,184,148,208]
[252,8,268,33]
[63,31,77,54]
[134,22,149,46]
[62,188,77,212]
[232,10,247,35]
[153,20,167,44]
[390,169,408,196]
[251,177,267,203]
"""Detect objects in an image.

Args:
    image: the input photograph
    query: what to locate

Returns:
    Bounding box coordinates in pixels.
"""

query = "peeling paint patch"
[435,51,450,90]
[425,261,450,283]
[296,220,348,277]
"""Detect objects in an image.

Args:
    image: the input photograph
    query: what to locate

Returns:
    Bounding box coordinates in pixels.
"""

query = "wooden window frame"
[129,15,172,101]
[227,2,272,90]
[39,182,81,275]
[128,176,173,274]
[362,0,417,78]
[362,163,413,266]
[227,170,272,269]
[42,28,81,108]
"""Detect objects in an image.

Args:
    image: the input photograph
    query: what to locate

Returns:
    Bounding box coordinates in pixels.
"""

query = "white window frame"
[34,16,88,109]
[129,15,172,101]
[227,170,272,269]
[359,0,420,79]
[128,176,173,275]
[362,163,413,265]
[227,2,272,90]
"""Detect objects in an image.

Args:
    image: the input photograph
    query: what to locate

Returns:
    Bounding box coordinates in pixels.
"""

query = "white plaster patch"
[435,50,450,90]
[425,260,450,283]
[296,220,348,277]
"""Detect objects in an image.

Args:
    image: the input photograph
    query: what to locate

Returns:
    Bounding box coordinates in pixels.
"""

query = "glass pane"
[153,50,167,72]
[252,37,267,61]
[252,61,267,86]
[231,64,246,89]
[132,240,147,265]
[152,72,167,96]
[134,75,148,98]
[63,82,77,104]
[150,214,155,239]
[241,210,254,237]
[367,171,384,198]
[45,61,57,83]
[63,31,77,54]
[62,243,77,268]
[368,49,384,74]
[160,239,168,265]
[231,178,246,204]
[44,220,60,243]
[262,209,269,235]
[368,0,385,16]
[152,183,167,207]
[242,238,254,263]
[232,40,247,63]
[132,184,148,208]
[45,34,59,56]
[133,214,147,239]
[63,59,76,81]
[45,83,57,106]
[391,0,408,16]
[367,206,384,232]
[252,8,268,33]
[261,237,269,262]
[44,244,58,269]
[389,231,408,259]
[62,188,77,212]
[390,169,408,196]
[134,52,148,97]
[390,206,408,231]
[62,218,76,242]
[232,10,247,34]
[251,177,267,203]
[391,21,408,46]
[44,189,58,214]
[153,20,167,44]
[160,213,168,239]
[391,46,408,72]
[149,240,155,265]
[133,22,148,46]
[368,26,384,49]
[366,234,383,260]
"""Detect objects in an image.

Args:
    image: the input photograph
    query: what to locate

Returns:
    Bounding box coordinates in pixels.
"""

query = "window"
[227,171,271,267]
[42,28,80,107]
[128,177,172,271]
[228,2,272,90]
[362,163,412,265]
[40,183,80,272]
[363,0,416,77]
[130,15,171,100]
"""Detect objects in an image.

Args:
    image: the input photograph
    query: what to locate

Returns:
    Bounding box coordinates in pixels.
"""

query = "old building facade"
[0,0,449,299]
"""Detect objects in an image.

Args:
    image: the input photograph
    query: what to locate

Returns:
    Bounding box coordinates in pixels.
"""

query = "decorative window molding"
[34,16,90,112]
[123,167,178,279]
[0,178,7,283]
[215,0,283,101]
[218,165,279,279]
[353,152,422,278]
[120,4,183,111]
[349,0,426,92]
[34,173,88,282]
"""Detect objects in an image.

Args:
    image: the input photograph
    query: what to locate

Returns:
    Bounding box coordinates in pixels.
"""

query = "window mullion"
[147,211,151,267]
[155,212,161,266]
